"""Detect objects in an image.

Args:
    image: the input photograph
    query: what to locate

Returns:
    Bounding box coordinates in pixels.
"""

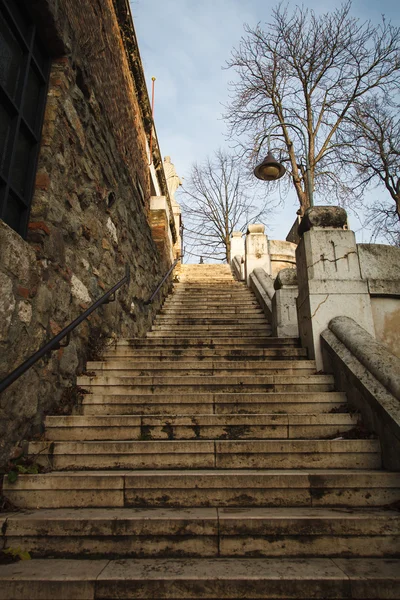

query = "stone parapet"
[322,318,400,470]
[249,268,275,321]
[268,240,297,277]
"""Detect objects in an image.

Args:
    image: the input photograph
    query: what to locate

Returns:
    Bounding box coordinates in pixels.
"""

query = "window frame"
[0,0,51,238]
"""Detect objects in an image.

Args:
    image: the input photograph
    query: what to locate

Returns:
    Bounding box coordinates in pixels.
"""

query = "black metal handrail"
[0,265,131,394]
[144,257,180,305]
[144,223,184,305]
[0,222,184,395]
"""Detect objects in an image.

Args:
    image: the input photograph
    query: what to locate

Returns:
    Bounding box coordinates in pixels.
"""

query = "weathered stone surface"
[296,226,374,370]
[70,274,91,304]
[268,240,297,277]
[247,224,265,234]
[329,316,400,400]
[0,272,15,342]
[245,226,270,282]
[358,243,400,284]
[274,267,298,290]
[298,205,348,236]
[321,327,400,470]
[357,244,400,358]
[371,297,400,358]
[18,301,33,325]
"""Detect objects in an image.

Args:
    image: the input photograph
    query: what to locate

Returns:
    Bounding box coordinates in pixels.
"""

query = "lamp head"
[254,152,286,181]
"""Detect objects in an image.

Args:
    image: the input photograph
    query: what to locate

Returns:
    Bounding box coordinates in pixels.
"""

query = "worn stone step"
[4,470,400,509]
[78,374,333,386]
[77,374,335,395]
[165,296,257,304]
[1,507,219,559]
[87,367,317,378]
[28,439,381,471]
[118,338,298,347]
[164,296,259,303]
[86,359,316,373]
[146,330,272,339]
[101,348,308,360]
[150,324,271,332]
[2,556,399,598]
[81,391,347,416]
[2,507,399,560]
[155,317,268,325]
[116,337,299,346]
[160,308,265,316]
[44,413,360,441]
[171,290,249,295]
[163,303,260,310]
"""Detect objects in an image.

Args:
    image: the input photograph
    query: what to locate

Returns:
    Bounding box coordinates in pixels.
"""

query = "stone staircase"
[1,263,399,599]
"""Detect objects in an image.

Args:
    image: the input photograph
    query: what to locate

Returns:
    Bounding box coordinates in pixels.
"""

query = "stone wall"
[0,0,171,467]
[358,244,400,358]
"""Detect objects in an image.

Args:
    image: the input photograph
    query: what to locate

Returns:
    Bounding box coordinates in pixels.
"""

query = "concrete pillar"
[296,206,375,370]
[230,232,244,262]
[245,224,271,284]
[272,268,299,338]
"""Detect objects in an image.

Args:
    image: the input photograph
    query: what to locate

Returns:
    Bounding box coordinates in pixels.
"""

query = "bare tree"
[224,2,400,215]
[340,96,400,222]
[180,149,273,262]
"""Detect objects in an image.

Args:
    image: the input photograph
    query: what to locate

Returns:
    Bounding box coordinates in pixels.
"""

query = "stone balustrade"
[322,316,400,470]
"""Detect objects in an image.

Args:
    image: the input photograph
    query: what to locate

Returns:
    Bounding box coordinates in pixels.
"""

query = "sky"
[130,0,399,256]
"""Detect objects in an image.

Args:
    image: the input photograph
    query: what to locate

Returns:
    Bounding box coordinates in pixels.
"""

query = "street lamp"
[253,122,314,207]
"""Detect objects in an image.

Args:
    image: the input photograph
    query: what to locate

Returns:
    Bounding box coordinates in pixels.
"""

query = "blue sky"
[131,0,399,248]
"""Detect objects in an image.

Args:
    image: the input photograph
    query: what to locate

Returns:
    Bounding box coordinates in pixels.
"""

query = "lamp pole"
[255,122,314,208]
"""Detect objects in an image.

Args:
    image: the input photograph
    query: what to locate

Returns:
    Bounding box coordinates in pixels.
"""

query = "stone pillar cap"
[247,224,265,234]
[232,231,243,238]
[274,268,298,290]
[298,206,347,237]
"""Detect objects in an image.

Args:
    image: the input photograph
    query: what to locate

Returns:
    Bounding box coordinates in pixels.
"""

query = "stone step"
[146,330,272,339]
[164,289,257,304]
[1,556,399,598]
[151,324,271,332]
[163,301,260,308]
[155,317,268,324]
[87,367,317,378]
[77,374,335,395]
[81,391,347,416]
[173,286,247,292]
[44,413,359,441]
[2,507,399,560]
[159,308,265,316]
[117,338,299,347]
[101,348,308,360]
[4,470,400,509]
[169,287,253,293]
[28,439,381,470]
[87,359,316,371]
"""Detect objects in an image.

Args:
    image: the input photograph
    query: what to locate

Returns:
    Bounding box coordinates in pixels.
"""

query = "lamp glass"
[259,164,280,179]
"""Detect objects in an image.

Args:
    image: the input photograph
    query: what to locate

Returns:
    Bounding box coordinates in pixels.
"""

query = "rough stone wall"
[0,0,170,467]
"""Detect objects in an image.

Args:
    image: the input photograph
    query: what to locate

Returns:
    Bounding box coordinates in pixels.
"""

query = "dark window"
[0,0,50,237]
